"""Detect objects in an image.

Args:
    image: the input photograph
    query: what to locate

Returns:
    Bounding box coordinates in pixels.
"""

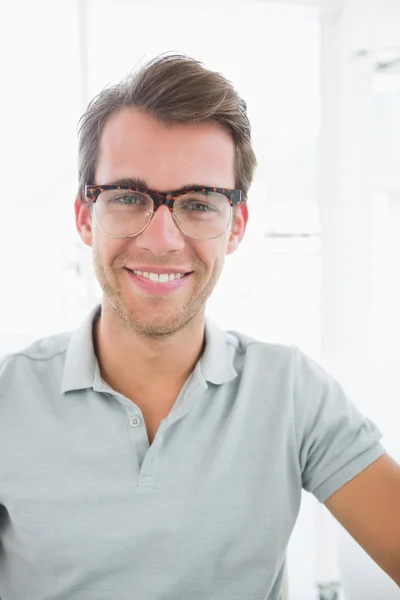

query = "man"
[0,54,399,600]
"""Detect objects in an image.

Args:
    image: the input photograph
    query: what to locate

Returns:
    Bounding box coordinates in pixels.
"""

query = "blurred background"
[1,0,400,598]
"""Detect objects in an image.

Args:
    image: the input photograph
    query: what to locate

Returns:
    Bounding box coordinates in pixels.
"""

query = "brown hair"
[77,53,257,206]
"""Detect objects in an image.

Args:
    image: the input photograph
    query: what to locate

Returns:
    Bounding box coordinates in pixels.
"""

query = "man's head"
[75,54,257,338]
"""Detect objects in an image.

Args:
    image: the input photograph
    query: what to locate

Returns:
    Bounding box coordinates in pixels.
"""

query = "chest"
[0,388,299,599]
[1,441,293,597]
[133,397,178,445]
[142,411,166,444]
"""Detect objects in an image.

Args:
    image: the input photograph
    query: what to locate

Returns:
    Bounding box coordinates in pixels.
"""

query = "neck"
[93,303,206,400]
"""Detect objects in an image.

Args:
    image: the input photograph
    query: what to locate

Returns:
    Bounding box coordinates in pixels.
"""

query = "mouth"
[126,268,192,283]
[125,268,193,295]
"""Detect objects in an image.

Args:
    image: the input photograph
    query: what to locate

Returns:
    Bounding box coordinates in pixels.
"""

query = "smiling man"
[79,91,248,444]
[0,54,399,600]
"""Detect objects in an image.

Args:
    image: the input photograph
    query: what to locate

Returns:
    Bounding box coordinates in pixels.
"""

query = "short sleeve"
[292,346,386,503]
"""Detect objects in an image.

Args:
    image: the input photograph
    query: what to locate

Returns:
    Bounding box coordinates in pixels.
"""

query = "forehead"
[95,107,236,190]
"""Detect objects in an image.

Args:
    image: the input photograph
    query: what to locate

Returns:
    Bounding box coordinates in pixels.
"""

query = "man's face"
[75,107,248,338]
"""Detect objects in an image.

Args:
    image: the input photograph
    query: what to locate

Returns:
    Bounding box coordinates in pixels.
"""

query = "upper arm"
[324,453,400,585]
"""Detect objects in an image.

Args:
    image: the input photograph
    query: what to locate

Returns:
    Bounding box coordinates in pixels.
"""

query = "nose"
[135,205,185,255]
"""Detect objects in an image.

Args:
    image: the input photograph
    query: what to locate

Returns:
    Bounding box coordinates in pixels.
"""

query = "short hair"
[77,53,257,206]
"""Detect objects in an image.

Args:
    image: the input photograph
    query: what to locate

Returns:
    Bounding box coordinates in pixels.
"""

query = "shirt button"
[129,416,142,428]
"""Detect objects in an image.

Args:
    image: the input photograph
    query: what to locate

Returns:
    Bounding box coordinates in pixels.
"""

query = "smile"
[131,270,187,283]
[125,268,192,295]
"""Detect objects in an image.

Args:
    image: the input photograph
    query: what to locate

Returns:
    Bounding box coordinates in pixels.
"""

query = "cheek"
[198,241,227,276]
[93,235,125,266]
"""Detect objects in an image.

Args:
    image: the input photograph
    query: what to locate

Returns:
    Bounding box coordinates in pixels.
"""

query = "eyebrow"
[107,177,212,192]
[108,177,148,188]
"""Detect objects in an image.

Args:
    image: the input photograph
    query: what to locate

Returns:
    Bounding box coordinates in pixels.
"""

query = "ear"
[226,203,248,255]
[74,195,93,247]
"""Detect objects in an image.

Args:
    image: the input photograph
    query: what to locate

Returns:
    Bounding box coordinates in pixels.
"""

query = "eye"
[102,190,153,209]
[113,192,146,205]
[179,193,217,210]
[186,201,212,212]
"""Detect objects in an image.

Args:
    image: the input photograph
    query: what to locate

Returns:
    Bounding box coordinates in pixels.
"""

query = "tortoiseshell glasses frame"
[84,184,243,240]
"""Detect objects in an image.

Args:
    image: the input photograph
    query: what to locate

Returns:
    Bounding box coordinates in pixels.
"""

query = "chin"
[125,310,200,339]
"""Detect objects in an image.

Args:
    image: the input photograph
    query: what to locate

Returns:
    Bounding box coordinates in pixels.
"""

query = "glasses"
[84,184,242,240]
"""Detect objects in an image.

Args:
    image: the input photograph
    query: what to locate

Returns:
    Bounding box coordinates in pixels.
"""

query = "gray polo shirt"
[0,305,385,600]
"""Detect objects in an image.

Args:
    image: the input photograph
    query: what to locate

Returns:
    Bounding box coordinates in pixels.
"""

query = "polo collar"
[61,305,237,394]
[199,317,238,385]
[61,304,100,394]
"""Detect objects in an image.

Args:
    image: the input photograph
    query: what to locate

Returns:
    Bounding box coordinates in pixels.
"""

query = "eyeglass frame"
[84,184,243,240]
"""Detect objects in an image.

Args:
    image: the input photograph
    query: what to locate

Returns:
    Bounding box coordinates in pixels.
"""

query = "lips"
[125,267,192,295]
[126,269,191,283]
[126,267,192,275]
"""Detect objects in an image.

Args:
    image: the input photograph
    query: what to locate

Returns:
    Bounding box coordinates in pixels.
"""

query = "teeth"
[133,270,185,283]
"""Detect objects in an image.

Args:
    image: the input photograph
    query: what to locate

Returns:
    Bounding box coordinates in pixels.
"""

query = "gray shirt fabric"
[0,305,385,600]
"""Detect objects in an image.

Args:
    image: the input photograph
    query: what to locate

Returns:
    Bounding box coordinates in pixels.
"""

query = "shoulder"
[223,327,330,395]
[225,327,298,373]
[0,331,71,392]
